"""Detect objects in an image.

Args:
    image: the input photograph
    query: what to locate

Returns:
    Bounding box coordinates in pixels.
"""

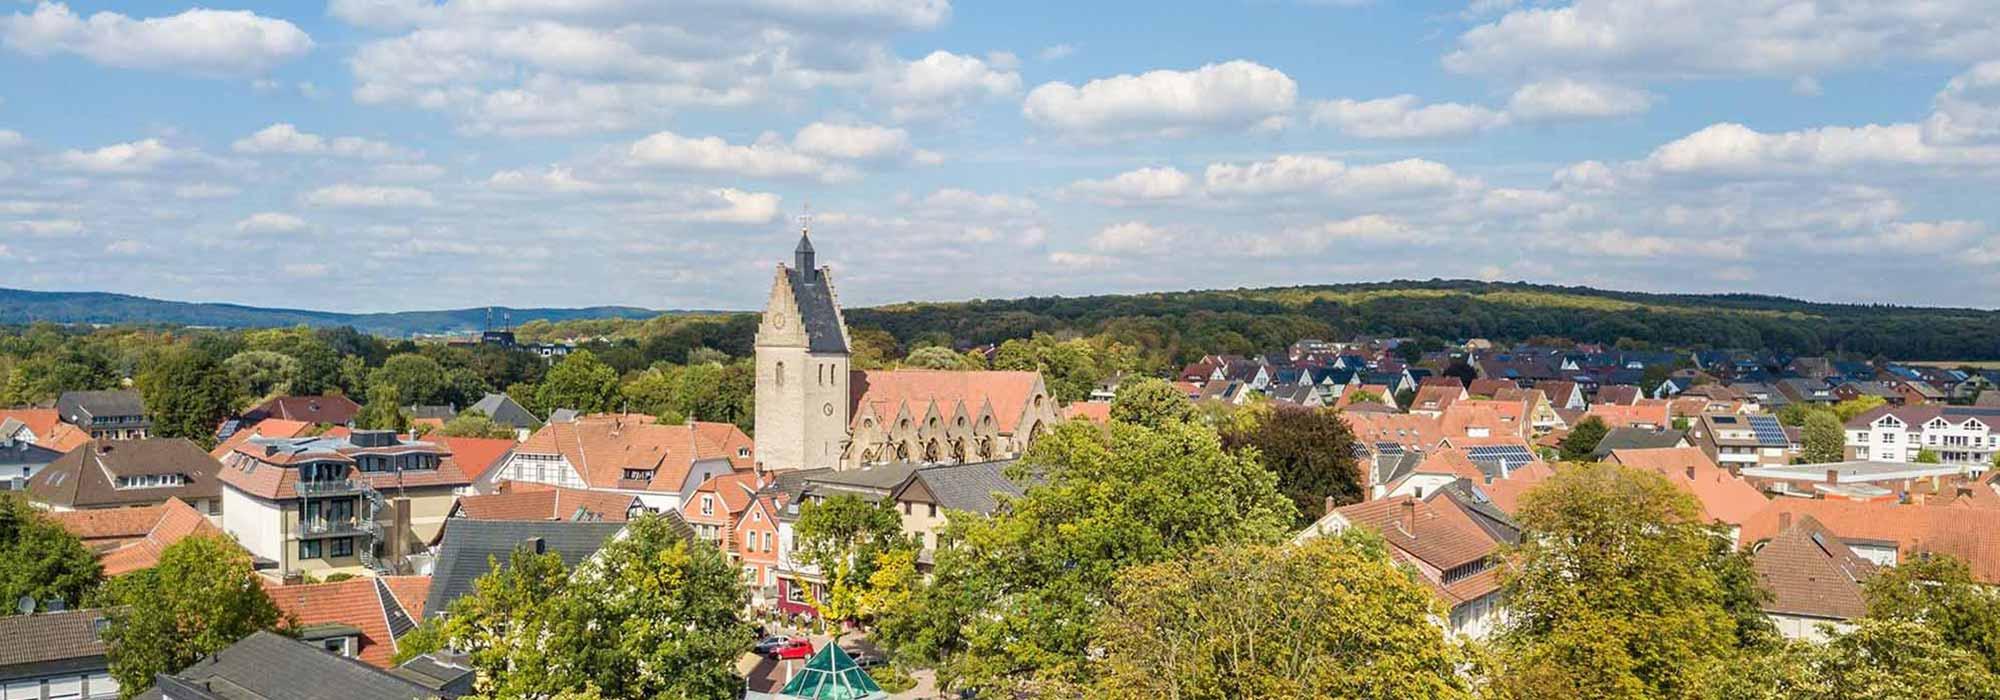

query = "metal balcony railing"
[296,518,382,540]
[295,478,376,497]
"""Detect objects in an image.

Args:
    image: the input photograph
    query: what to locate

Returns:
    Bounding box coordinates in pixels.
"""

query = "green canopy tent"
[775,643,888,700]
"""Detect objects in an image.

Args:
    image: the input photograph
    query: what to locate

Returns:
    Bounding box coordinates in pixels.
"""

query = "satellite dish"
[15,596,34,615]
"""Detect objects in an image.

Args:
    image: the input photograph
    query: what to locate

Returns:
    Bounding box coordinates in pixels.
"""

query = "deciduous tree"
[0,495,101,614]
[1800,411,1847,463]
[100,536,286,697]
[138,348,239,448]
[534,349,620,414]
[1107,377,1193,428]
[1220,404,1364,524]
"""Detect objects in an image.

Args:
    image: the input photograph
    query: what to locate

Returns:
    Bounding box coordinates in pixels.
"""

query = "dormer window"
[115,473,185,489]
[623,469,652,482]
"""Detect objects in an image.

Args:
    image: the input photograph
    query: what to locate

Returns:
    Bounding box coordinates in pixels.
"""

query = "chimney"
[1400,499,1417,535]
[1323,495,1336,516]
[390,497,412,562]
[1826,469,1840,485]
[1778,511,1792,531]
[522,536,546,555]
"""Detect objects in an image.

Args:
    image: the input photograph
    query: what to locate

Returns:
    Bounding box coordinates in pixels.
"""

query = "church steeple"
[794,229,815,279]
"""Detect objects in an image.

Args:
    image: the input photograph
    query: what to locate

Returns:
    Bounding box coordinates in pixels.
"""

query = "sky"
[1,1,1998,313]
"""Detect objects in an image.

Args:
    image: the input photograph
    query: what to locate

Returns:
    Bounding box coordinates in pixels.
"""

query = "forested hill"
[0,288,664,336]
[6,280,1999,361]
[837,280,2000,362]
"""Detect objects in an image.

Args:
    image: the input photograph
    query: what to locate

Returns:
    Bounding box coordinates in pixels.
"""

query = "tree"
[286,341,344,396]
[137,348,239,448]
[793,495,910,624]
[440,367,491,408]
[1915,448,1942,464]
[442,515,750,699]
[903,345,969,370]
[0,495,102,614]
[1493,462,1759,700]
[1395,387,1417,411]
[1771,619,2000,699]
[1832,395,1887,422]
[1863,554,2000,675]
[884,418,1292,691]
[1800,411,1847,463]
[438,410,515,439]
[1107,377,1193,428]
[535,350,621,415]
[368,354,448,406]
[100,535,286,697]
[1557,416,1609,462]
[356,383,408,431]
[1220,404,1364,525]
[1441,361,1478,387]
[222,350,299,400]
[1091,531,1473,700]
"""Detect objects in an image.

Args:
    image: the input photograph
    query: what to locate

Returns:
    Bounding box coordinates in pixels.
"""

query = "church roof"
[787,232,847,355]
[849,370,1045,434]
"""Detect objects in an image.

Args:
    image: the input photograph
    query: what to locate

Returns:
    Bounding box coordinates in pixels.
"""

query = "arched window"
[775,362,785,386]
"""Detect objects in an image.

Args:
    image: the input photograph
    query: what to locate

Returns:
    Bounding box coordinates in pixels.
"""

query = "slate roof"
[788,233,849,355]
[57,390,147,424]
[892,460,1028,515]
[467,393,542,430]
[1591,427,1689,458]
[138,631,448,700]
[0,609,107,683]
[0,436,64,468]
[424,518,630,617]
[27,439,222,509]
[1753,515,1874,621]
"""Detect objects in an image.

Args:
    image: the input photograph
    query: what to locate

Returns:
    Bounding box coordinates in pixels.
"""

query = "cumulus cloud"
[303,184,437,208]
[876,51,1022,121]
[1023,60,1297,138]
[0,130,21,149]
[232,123,418,160]
[1048,251,1114,269]
[1643,122,1949,174]
[486,165,601,193]
[626,130,854,183]
[8,219,84,236]
[2,2,311,77]
[54,138,184,174]
[1068,166,1193,202]
[1088,221,1170,253]
[1507,79,1655,119]
[674,188,782,224]
[791,122,938,163]
[1926,61,2000,146]
[234,212,308,233]
[913,188,1038,217]
[1311,95,1509,139]
[1202,155,1475,198]
[1244,215,1410,256]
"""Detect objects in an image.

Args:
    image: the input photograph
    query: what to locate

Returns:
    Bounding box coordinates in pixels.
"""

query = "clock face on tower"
[774,315,786,329]
[823,403,835,416]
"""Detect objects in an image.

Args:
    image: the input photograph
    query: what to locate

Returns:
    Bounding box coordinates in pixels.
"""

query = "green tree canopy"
[1220,404,1364,525]
[1800,411,1847,464]
[100,535,286,697]
[437,409,516,439]
[356,382,408,431]
[0,495,102,614]
[535,349,622,415]
[368,353,448,406]
[1557,416,1609,462]
[222,350,299,401]
[137,347,239,448]
[903,345,971,370]
[1091,531,1473,700]
[793,494,911,623]
[1863,554,2000,675]
[1107,377,1194,428]
[1494,462,1771,700]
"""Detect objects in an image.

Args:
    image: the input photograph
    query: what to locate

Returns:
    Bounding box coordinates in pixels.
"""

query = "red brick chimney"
[1826,468,1840,485]
[1400,499,1417,535]
[1778,511,1792,531]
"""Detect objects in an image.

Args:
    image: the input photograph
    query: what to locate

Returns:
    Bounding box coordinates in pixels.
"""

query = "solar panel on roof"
[1465,445,1534,464]
[1748,415,1789,447]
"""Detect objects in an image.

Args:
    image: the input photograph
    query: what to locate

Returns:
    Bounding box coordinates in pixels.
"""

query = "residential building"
[26,439,223,515]
[1844,405,2000,470]
[733,493,785,598]
[1584,399,1671,430]
[0,408,91,452]
[680,471,762,546]
[1409,384,1465,417]
[753,230,1058,472]
[1751,514,1872,642]
[1687,413,1794,470]
[0,609,118,700]
[47,497,226,576]
[240,395,363,427]
[1590,427,1691,459]
[465,393,542,438]
[0,431,64,491]
[1739,460,1964,501]
[887,460,1029,560]
[423,518,634,618]
[216,431,472,576]
[443,483,638,525]
[56,390,148,440]
[1739,498,2000,584]
[1606,448,1768,542]
[135,631,462,699]
[1295,487,1517,639]
[264,576,432,668]
[491,415,750,512]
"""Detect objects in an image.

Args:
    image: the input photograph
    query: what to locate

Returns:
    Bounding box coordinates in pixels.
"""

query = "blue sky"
[2,1,1997,312]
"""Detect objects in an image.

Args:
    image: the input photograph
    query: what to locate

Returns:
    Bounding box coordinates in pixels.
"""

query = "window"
[928,504,938,518]
[6,680,40,700]
[323,637,352,656]
[331,537,354,558]
[701,495,715,515]
[775,362,785,386]
[85,674,116,699]
[44,677,81,700]
[300,539,322,559]
[763,532,772,551]
[623,469,652,481]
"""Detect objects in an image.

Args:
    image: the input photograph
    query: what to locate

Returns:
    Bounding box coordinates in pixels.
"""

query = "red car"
[767,637,814,660]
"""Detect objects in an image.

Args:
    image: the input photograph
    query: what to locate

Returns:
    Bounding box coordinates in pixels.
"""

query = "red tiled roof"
[1608,447,1768,527]
[454,485,637,522]
[435,436,515,482]
[514,416,751,493]
[1595,385,1642,406]
[1586,399,1670,428]
[0,408,64,444]
[1060,402,1111,423]
[1411,385,1464,413]
[1342,413,1443,449]
[48,497,226,575]
[250,395,362,425]
[264,577,408,668]
[217,436,471,501]
[210,419,314,460]
[1753,515,1874,620]
[1741,499,2000,583]
[849,370,1046,434]
[1466,378,1516,397]
[381,575,431,619]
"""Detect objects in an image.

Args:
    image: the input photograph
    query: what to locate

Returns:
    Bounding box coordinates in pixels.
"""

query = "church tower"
[753,223,853,471]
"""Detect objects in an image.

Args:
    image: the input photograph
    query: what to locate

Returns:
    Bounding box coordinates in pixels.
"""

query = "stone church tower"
[753,228,853,471]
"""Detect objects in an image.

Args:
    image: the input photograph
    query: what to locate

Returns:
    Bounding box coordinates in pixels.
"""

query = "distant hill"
[0,288,667,336]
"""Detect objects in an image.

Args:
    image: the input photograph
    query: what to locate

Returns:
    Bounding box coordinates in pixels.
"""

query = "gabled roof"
[1585,399,1671,428]
[0,608,107,680]
[49,497,226,576]
[512,416,751,493]
[265,576,430,668]
[849,370,1045,434]
[210,418,315,460]
[1608,447,1768,526]
[425,518,631,617]
[56,390,146,422]
[0,408,86,451]
[1331,495,1503,601]
[27,439,222,509]
[891,460,1028,515]
[1591,427,1689,458]
[453,485,638,523]
[1740,499,2000,583]
[435,436,514,483]
[248,395,362,426]
[142,631,443,700]
[468,393,542,429]
[1594,385,1642,405]
[1753,515,1874,620]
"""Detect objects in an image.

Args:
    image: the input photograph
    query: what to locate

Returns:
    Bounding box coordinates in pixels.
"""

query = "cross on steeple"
[794,203,817,276]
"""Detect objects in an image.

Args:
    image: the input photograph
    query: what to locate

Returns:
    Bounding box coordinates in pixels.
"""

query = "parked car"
[763,637,814,660]
[753,636,793,656]
[844,648,888,669]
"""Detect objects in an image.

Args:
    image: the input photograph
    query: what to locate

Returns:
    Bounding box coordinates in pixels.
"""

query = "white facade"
[752,235,853,472]
[1846,412,1999,471]
[221,485,286,566]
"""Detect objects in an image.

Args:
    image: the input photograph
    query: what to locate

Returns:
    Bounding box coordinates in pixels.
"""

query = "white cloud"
[675,188,782,224]
[1311,95,1509,139]
[1245,215,1410,256]
[626,130,853,182]
[281,263,329,277]
[303,184,437,208]
[791,121,936,163]
[2,2,311,77]
[1926,61,2000,146]
[1038,43,1076,61]
[1089,221,1170,253]
[915,189,1038,217]
[1506,79,1655,119]
[1023,60,1297,137]
[1048,251,1113,269]
[877,50,1022,121]
[234,212,308,233]
[232,123,418,160]
[1575,229,1745,259]
[54,138,182,174]
[486,165,601,193]
[372,163,446,182]
[173,183,238,199]
[1068,166,1193,202]
[0,130,21,149]
[8,219,83,236]
[1202,155,1475,198]
[1444,0,2000,81]
[1644,122,1948,174]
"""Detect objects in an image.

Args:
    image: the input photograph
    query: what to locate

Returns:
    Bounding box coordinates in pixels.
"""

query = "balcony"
[296,518,381,540]
[295,478,375,497]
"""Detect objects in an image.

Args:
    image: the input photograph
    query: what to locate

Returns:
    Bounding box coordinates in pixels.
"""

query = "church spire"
[794,207,816,277]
